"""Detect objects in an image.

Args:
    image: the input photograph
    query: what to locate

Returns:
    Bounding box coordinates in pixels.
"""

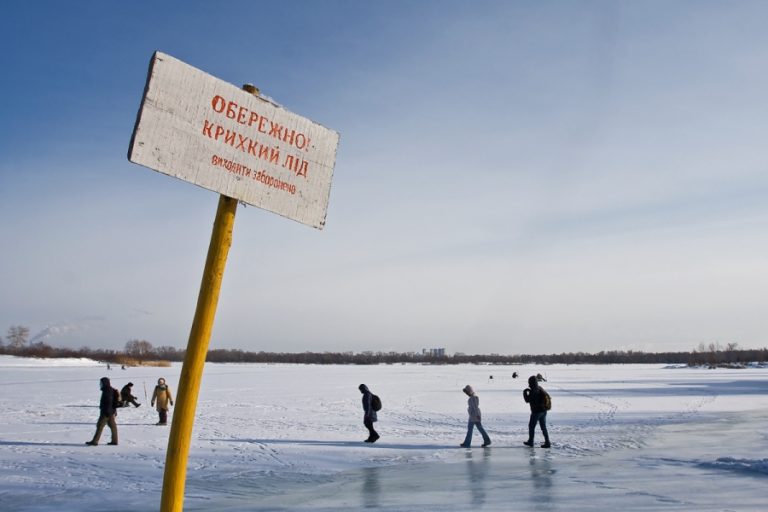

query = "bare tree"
[125,339,154,359]
[154,345,182,360]
[6,326,30,351]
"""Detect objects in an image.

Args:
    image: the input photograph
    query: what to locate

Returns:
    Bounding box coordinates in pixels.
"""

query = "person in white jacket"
[460,385,491,448]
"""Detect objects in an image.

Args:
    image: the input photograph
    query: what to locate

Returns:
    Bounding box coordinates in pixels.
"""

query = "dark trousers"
[158,408,168,424]
[364,417,379,440]
[528,411,549,443]
[123,397,140,407]
[91,413,118,444]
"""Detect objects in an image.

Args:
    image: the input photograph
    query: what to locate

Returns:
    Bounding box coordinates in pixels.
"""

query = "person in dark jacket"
[120,382,141,408]
[523,375,550,448]
[86,377,119,446]
[358,384,379,443]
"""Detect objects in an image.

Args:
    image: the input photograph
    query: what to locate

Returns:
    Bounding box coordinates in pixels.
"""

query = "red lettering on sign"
[202,113,312,179]
[269,121,283,139]
[226,101,237,120]
[247,138,259,156]
[202,119,214,137]
[211,95,226,113]
[297,160,308,178]
[237,106,248,124]
[207,94,313,152]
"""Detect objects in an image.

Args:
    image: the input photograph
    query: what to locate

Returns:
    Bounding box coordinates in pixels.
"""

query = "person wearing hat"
[358,384,379,443]
[85,377,119,446]
[460,385,491,448]
[151,377,174,425]
[120,382,141,408]
[523,375,551,448]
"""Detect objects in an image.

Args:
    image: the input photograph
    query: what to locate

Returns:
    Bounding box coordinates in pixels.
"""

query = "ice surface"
[1,356,766,511]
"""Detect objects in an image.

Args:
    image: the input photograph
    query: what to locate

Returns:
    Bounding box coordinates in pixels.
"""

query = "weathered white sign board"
[128,51,340,229]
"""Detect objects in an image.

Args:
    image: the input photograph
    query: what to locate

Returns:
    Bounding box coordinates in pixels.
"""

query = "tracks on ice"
[547,381,718,457]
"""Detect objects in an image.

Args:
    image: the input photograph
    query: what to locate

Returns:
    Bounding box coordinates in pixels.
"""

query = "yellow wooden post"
[160,194,236,511]
[160,85,259,512]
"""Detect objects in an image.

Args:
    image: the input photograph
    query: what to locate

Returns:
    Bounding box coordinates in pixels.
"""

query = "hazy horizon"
[2,1,768,354]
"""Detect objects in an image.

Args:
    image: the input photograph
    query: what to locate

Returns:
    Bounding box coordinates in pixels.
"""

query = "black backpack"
[371,394,382,411]
[113,387,124,409]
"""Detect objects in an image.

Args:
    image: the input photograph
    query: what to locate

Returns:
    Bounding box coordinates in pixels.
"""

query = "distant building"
[422,348,446,358]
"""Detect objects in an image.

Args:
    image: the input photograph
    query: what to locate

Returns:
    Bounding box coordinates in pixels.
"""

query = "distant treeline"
[1,331,766,366]
[203,346,768,366]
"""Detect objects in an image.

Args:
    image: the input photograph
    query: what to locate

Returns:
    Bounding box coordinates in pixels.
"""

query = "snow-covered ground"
[1,355,766,511]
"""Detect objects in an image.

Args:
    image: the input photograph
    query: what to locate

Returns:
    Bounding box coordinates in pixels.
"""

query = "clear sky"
[2,1,768,355]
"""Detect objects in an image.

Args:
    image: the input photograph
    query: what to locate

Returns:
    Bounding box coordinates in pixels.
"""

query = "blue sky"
[2,1,768,354]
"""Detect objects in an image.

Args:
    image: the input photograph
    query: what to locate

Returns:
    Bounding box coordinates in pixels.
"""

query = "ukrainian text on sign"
[129,52,340,229]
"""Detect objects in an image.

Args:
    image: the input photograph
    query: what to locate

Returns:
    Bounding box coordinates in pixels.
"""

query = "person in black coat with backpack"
[86,377,119,446]
[523,375,551,448]
[358,384,379,443]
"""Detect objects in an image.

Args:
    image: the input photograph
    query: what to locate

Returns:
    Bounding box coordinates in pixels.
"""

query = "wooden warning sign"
[129,51,340,229]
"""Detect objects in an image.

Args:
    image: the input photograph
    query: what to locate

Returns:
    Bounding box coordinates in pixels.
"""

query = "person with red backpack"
[85,377,119,446]
[523,375,551,448]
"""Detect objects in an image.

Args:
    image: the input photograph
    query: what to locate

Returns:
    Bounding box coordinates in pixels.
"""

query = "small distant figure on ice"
[512,371,518,379]
[106,363,111,370]
[121,364,126,370]
[86,377,119,446]
[523,375,551,448]
[459,385,491,448]
[358,384,380,443]
[120,382,141,408]
[151,378,174,425]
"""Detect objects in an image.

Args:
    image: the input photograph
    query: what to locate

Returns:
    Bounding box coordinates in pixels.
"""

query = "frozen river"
[1,356,766,510]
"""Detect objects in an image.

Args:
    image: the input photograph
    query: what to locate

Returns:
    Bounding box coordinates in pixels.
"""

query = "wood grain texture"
[129,52,339,229]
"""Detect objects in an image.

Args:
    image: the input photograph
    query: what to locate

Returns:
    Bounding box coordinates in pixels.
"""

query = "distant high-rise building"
[422,348,446,358]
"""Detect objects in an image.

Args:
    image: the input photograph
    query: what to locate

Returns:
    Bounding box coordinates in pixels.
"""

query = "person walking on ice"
[151,377,174,425]
[523,375,551,448]
[460,385,491,448]
[86,377,119,446]
[358,384,380,443]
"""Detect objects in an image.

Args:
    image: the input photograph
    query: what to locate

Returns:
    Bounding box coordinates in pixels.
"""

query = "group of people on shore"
[359,375,552,448]
[85,377,174,446]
